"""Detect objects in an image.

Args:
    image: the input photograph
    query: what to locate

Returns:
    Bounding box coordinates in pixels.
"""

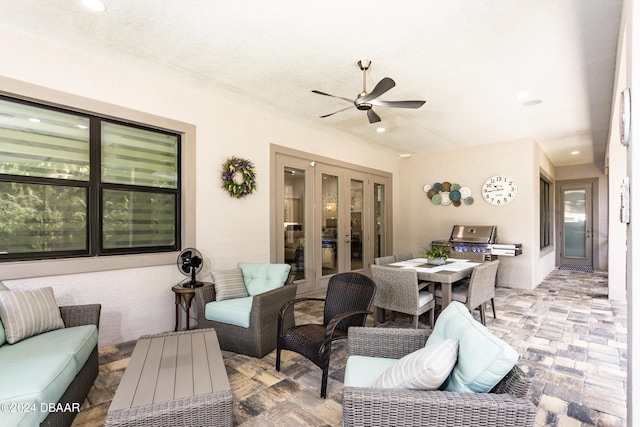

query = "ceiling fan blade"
[312,90,354,104]
[367,109,381,124]
[369,99,426,109]
[359,77,396,103]
[320,106,355,118]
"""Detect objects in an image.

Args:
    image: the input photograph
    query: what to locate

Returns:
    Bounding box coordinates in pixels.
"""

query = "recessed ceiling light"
[28,118,40,123]
[515,91,530,100]
[82,0,107,12]
[376,127,385,133]
[571,150,580,155]
[522,99,543,107]
[399,154,411,158]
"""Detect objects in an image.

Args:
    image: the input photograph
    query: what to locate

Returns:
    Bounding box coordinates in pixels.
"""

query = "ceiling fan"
[312,59,426,124]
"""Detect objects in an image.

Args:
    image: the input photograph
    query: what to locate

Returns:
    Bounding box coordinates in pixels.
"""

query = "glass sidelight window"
[283,166,306,281]
[373,182,387,258]
[349,178,364,270]
[321,174,339,276]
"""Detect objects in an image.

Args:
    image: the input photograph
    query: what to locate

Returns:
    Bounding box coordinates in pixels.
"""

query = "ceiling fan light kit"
[313,60,426,124]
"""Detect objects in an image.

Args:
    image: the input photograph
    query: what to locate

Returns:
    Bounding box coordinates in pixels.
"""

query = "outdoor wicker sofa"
[343,327,537,427]
[0,301,101,427]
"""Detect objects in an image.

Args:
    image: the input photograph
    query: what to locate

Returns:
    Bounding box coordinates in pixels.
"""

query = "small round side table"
[171,282,213,331]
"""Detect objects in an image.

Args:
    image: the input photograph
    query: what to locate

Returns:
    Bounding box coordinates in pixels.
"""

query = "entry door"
[558,181,594,268]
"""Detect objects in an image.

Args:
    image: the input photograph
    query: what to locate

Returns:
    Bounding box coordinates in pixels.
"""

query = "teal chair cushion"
[344,355,398,388]
[237,262,291,296]
[0,281,7,348]
[425,301,518,393]
[204,296,253,328]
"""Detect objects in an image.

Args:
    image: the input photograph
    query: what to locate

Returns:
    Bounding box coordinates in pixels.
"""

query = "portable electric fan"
[177,248,204,288]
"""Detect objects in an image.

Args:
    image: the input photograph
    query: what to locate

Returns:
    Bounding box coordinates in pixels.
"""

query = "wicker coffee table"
[104,328,232,427]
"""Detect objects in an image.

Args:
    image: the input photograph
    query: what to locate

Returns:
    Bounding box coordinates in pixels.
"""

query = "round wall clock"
[482,175,517,206]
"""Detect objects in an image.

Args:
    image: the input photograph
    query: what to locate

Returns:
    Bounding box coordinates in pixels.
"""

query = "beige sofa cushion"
[0,287,64,344]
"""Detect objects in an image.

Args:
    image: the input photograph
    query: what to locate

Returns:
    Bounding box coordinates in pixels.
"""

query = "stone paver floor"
[73,268,626,426]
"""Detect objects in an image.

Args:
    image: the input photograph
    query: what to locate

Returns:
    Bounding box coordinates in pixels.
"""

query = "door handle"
[586,229,592,238]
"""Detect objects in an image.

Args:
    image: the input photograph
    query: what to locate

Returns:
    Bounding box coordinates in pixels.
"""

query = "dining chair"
[435,260,499,325]
[371,264,435,328]
[276,272,376,398]
[394,253,414,262]
[374,255,396,265]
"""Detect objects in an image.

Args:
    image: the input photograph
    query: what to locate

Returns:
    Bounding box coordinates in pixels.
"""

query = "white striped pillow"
[373,338,459,390]
[212,269,248,301]
[0,287,65,344]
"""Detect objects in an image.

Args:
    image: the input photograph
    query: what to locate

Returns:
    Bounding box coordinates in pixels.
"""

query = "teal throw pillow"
[426,301,518,393]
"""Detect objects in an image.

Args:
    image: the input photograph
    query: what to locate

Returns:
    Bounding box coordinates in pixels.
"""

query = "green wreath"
[221,156,256,198]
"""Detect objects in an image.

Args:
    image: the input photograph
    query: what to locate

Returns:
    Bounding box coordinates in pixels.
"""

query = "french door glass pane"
[350,179,364,270]
[563,190,586,258]
[0,98,90,180]
[0,182,87,254]
[102,122,178,189]
[284,167,305,281]
[322,174,338,276]
[374,183,386,258]
[102,190,176,249]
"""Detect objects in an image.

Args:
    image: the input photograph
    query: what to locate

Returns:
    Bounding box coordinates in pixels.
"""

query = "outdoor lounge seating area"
[0,3,635,427]
[71,269,626,426]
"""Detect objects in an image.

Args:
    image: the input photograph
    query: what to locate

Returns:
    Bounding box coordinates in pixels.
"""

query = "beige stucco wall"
[395,138,554,290]
[0,27,398,346]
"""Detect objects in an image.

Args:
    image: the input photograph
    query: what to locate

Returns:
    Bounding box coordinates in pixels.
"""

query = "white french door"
[273,148,392,295]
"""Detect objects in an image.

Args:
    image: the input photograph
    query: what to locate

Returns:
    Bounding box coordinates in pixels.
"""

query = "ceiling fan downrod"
[357,59,372,109]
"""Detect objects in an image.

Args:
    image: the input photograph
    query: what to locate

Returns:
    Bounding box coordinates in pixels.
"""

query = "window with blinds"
[540,176,552,249]
[0,96,180,261]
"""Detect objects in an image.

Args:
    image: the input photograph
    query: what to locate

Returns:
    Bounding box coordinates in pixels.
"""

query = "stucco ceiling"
[0,0,623,166]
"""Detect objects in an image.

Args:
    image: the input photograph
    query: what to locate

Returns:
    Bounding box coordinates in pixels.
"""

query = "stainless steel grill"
[435,225,522,261]
[448,225,496,261]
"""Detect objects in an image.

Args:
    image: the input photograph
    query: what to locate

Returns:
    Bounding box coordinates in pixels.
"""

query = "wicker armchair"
[343,327,536,427]
[276,272,376,398]
[394,253,414,262]
[436,260,499,325]
[374,255,396,265]
[371,264,435,328]
[194,280,298,358]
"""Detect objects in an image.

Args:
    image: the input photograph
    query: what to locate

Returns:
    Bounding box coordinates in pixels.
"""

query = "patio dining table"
[387,258,480,309]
